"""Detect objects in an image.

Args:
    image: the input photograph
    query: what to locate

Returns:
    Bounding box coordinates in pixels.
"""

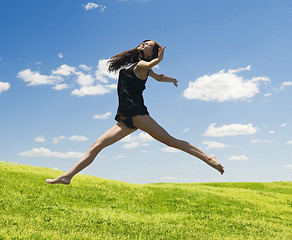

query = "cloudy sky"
[1,0,292,183]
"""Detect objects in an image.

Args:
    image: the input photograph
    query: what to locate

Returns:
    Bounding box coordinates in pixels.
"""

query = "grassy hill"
[0,161,291,240]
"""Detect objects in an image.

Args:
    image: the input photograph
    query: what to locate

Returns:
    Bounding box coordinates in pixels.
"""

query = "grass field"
[0,161,291,239]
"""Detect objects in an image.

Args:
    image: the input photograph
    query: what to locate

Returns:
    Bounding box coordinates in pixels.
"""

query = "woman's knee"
[90,140,104,153]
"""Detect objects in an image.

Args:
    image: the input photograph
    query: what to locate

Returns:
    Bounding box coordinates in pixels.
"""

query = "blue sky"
[1,0,292,183]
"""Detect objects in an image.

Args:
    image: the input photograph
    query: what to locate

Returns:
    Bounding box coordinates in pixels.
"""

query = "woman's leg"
[46,122,137,184]
[133,115,224,174]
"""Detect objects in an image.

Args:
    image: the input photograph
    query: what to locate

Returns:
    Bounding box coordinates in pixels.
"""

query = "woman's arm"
[149,69,178,87]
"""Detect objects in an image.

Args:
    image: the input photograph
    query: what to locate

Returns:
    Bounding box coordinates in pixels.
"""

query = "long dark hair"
[108,40,160,73]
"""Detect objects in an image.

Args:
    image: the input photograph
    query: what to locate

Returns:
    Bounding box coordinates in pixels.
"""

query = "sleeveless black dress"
[115,63,149,129]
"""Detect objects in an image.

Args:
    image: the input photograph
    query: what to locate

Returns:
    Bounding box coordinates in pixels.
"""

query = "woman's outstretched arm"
[149,69,178,87]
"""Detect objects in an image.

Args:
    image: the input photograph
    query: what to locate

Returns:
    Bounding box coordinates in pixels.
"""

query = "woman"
[46,40,224,185]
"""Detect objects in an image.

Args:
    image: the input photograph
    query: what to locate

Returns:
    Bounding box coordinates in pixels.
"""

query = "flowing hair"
[108,40,160,73]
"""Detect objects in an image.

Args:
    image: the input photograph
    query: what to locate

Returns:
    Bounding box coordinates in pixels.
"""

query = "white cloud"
[106,84,117,90]
[202,141,228,149]
[203,123,258,137]
[269,130,275,134]
[93,112,112,119]
[0,82,10,93]
[52,135,89,144]
[122,142,142,149]
[75,72,95,86]
[52,64,76,76]
[95,59,118,83]
[229,155,248,161]
[116,155,126,159]
[58,53,64,58]
[280,123,287,127]
[183,128,190,132]
[121,132,154,149]
[280,81,292,90]
[35,136,45,142]
[53,61,117,96]
[17,69,63,86]
[161,147,180,153]
[84,3,106,11]
[18,60,118,97]
[18,147,84,159]
[264,93,271,97]
[284,164,292,170]
[68,135,89,142]
[79,64,92,71]
[84,3,99,10]
[250,139,273,143]
[183,65,270,102]
[286,140,292,145]
[53,83,69,91]
[71,84,114,97]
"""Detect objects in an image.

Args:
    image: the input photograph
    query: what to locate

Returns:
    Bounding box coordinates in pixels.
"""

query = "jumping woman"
[46,40,224,185]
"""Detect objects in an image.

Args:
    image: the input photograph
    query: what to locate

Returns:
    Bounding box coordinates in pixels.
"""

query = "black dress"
[115,63,149,129]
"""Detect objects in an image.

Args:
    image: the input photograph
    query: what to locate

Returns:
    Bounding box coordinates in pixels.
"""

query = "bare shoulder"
[133,61,149,80]
[135,60,148,70]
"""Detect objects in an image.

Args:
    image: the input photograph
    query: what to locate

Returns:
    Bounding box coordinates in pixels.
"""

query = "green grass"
[0,161,291,240]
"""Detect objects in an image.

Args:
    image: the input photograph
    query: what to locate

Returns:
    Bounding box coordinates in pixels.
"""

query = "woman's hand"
[162,75,178,87]
[172,78,178,87]
[158,46,166,62]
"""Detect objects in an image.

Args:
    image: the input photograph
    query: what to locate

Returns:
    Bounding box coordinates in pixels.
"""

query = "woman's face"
[137,40,155,59]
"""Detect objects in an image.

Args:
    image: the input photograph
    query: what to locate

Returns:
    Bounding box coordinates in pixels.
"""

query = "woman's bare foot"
[205,155,224,175]
[46,174,71,185]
